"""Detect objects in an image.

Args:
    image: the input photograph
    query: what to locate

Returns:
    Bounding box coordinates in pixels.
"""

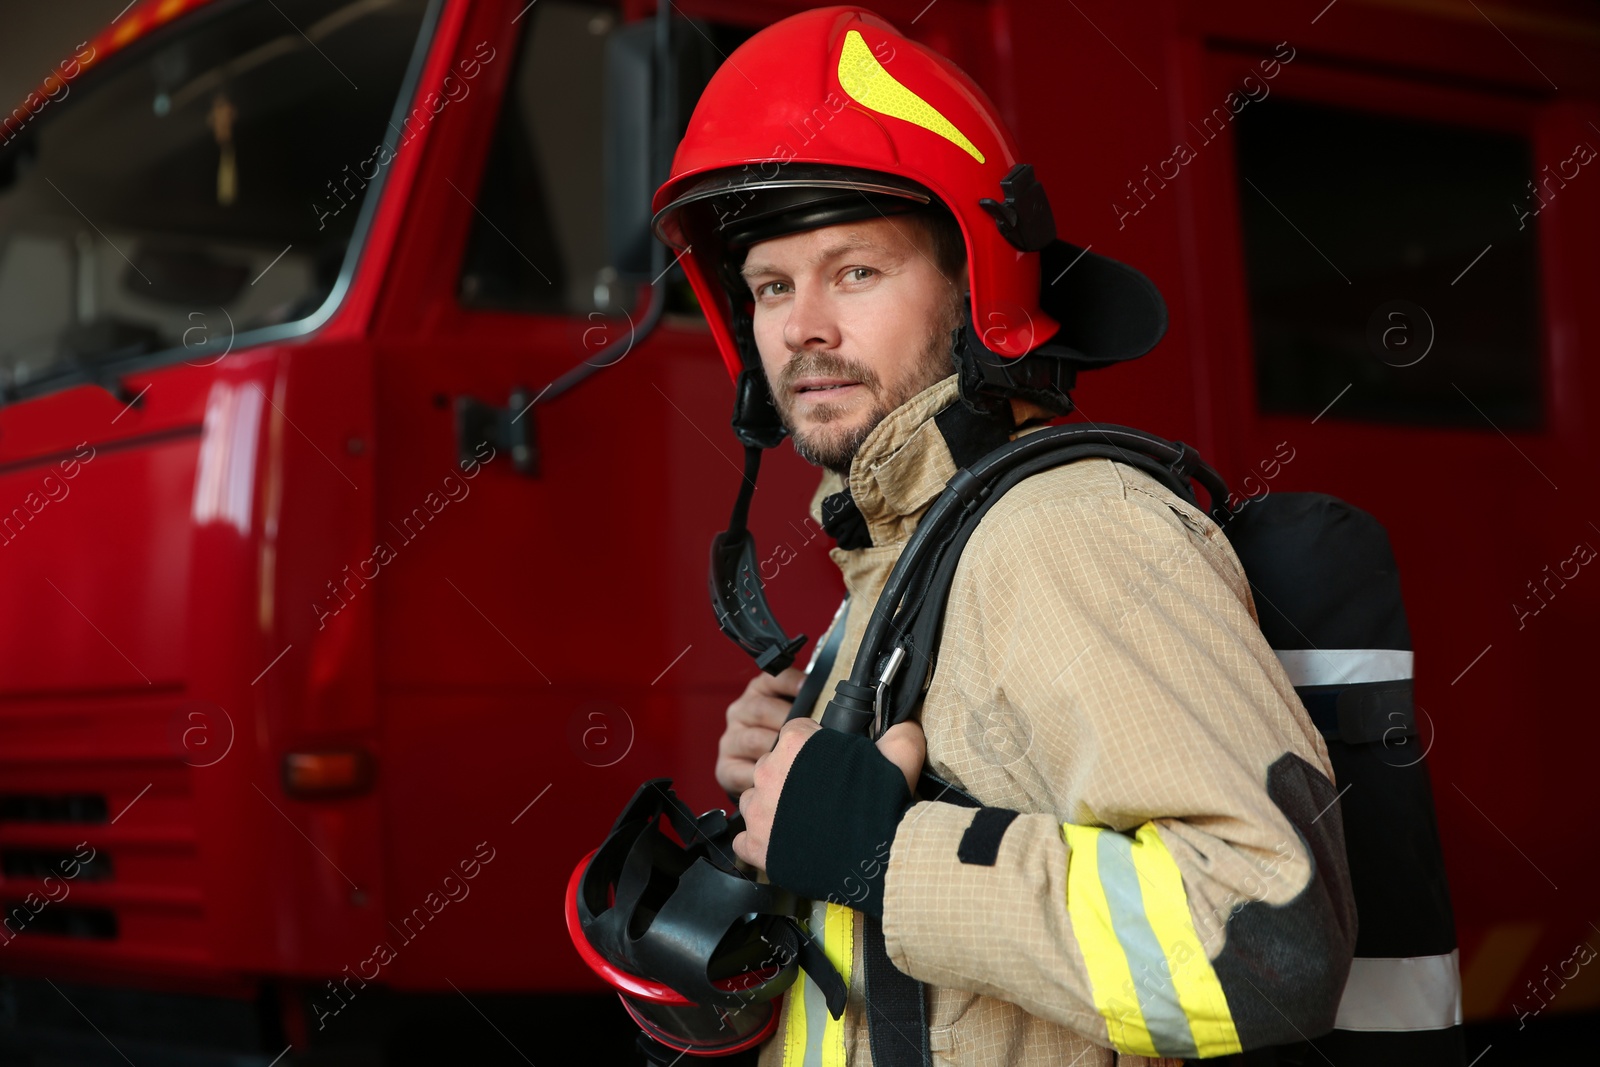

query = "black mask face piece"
[568,778,849,1054]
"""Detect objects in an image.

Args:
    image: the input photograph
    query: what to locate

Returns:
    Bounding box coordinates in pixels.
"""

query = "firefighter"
[652,7,1356,1064]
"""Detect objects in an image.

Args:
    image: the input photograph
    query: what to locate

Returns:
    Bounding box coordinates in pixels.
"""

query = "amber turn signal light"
[281,750,374,798]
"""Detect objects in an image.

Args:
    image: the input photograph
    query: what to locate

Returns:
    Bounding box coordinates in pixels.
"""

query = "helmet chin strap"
[953,315,1078,421]
[707,366,812,675]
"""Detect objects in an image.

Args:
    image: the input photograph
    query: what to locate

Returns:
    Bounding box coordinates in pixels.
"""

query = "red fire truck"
[0,0,1595,1062]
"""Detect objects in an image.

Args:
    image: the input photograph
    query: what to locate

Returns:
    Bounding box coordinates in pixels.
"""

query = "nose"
[782,282,841,354]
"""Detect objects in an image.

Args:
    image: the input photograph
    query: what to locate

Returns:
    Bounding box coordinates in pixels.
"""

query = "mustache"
[777,352,879,393]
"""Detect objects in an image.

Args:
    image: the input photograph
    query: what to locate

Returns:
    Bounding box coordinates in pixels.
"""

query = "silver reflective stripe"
[800,898,832,1067]
[1094,833,1200,1059]
[1334,950,1463,1032]
[1275,649,1413,687]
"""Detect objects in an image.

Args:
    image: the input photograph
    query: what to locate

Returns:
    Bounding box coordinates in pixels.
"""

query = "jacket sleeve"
[879,471,1358,1059]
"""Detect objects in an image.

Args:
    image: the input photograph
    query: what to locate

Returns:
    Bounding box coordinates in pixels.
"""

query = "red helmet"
[656,7,1167,679]
[652,6,1065,383]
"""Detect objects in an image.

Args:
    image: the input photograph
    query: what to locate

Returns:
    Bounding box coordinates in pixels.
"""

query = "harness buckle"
[1168,439,1200,483]
[872,645,907,738]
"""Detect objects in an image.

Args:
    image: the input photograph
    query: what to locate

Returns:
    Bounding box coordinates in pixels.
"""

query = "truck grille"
[0,702,207,973]
[0,794,107,824]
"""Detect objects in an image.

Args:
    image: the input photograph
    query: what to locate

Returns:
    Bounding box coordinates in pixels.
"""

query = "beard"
[773,292,963,477]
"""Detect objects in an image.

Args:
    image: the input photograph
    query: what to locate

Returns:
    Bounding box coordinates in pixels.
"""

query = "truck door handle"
[455,386,540,477]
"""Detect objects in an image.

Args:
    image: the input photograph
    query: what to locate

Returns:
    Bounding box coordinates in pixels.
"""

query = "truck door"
[356,0,820,996]
[1184,29,1600,1024]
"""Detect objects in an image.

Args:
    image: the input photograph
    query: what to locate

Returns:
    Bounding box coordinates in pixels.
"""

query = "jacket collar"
[806,374,1009,548]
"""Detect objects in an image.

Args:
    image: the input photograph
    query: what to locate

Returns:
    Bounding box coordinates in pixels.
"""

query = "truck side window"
[0,0,432,398]
[460,4,746,318]
[1235,97,1542,429]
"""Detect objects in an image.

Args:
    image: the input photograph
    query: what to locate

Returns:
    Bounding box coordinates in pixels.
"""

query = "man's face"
[740,215,966,476]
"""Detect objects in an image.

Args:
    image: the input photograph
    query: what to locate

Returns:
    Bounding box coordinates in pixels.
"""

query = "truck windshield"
[0,0,431,401]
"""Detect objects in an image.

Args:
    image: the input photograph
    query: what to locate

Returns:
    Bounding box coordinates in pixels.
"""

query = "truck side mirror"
[603,15,718,282]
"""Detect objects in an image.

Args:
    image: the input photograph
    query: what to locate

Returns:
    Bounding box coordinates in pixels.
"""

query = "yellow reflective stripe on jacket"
[782,900,855,1067]
[820,903,854,1067]
[1062,822,1242,1059]
[1062,822,1159,1056]
[1127,824,1243,1056]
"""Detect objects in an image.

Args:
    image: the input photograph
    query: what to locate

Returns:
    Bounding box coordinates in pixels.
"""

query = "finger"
[778,716,820,741]
[876,721,927,794]
[773,665,807,693]
[877,720,926,753]
[718,731,757,776]
[730,693,800,731]
[735,725,780,761]
[719,734,774,778]
[716,759,754,797]
[757,719,817,779]
[753,666,806,697]
[750,750,773,788]
[746,696,800,730]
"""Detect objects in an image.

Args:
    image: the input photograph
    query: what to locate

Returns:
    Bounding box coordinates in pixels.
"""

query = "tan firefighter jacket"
[756,373,1356,1067]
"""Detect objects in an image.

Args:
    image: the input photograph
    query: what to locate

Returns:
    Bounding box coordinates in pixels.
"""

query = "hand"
[716,667,805,797]
[733,718,926,873]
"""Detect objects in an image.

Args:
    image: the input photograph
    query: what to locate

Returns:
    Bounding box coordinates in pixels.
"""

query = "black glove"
[764,728,914,919]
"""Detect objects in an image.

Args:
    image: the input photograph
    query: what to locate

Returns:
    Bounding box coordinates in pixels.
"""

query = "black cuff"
[765,728,913,920]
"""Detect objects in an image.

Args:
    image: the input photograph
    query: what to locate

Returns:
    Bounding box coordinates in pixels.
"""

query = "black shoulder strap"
[787,596,850,724]
[856,424,1229,737]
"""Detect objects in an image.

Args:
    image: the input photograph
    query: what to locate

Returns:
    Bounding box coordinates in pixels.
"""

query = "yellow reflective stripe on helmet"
[1062,822,1160,1056]
[821,902,854,1067]
[836,30,985,163]
[1063,822,1244,1059]
[1127,823,1243,1058]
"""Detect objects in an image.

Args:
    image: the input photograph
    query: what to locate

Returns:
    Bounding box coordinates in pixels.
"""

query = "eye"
[756,280,790,298]
[843,267,877,284]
